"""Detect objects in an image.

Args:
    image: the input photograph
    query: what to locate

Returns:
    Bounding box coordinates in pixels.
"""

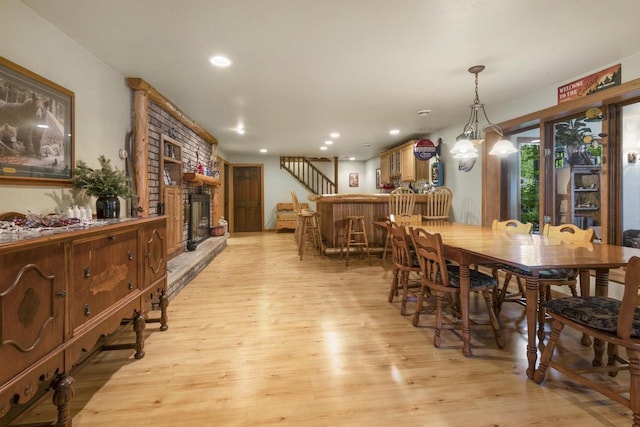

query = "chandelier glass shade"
[450,65,518,158]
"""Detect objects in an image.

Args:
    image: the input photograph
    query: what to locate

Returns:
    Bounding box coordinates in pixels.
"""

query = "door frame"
[228,163,264,232]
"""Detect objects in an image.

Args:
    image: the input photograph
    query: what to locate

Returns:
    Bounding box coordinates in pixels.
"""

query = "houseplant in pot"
[72,155,135,218]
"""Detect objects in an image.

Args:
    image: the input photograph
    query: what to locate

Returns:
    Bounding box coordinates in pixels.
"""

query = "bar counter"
[314,193,435,250]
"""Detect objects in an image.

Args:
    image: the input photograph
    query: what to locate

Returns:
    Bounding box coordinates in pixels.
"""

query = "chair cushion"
[544,296,640,337]
[500,265,575,280]
[447,266,496,290]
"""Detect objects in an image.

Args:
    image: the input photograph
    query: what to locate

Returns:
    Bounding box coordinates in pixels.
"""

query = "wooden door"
[232,165,263,232]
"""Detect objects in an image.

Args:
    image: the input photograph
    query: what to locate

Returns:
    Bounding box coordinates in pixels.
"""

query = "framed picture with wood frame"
[349,172,359,187]
[0,56,74,185]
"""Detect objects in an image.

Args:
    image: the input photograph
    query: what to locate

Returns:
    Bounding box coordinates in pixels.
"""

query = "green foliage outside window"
[520,144,539,229]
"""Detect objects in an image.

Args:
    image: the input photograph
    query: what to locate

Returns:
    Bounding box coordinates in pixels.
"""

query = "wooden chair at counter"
[291,190,322,260]
[382,187,416,262]
[387,220,421,315]
[534,255,640,423]
[409,226,504,350]
[423,186,452,221]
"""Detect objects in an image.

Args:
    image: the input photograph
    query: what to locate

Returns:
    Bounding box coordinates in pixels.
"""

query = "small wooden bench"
[276,202,308,232]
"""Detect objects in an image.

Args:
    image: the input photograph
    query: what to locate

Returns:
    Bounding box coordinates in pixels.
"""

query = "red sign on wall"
[557,64,621,104]
[413,139,437,161]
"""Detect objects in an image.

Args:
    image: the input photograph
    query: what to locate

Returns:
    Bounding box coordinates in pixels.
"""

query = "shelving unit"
[161,135,182,188]
[570,165,601,231]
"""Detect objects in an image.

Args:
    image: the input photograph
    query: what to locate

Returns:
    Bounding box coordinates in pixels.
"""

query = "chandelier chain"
[474,72,480,105]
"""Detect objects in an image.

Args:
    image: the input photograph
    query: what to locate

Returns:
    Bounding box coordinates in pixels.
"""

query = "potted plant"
[72,155,135,218]
[554,118,594,165]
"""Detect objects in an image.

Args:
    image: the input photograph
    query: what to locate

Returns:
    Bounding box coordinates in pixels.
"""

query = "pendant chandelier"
[450,65,517,158]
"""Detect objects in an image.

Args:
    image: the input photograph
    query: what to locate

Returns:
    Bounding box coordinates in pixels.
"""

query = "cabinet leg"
[159,289,169,331]
[134,311,146,359]
[52,373,74,427]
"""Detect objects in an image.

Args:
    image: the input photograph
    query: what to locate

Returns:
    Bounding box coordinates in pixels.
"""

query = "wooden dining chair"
[386,220,421,315]
[383,187,416,262]
[534,255,640,423]
[423,186,452,220]
[490,219,533,313]
[497,222,594,341]
[409,226,504,349]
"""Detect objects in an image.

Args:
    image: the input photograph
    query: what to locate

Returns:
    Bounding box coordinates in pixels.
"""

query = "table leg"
[459,261,472,357]
[525,275,539,379]
[592,269,610,366]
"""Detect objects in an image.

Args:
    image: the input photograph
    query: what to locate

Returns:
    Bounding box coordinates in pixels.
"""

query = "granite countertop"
[0,216,156,246]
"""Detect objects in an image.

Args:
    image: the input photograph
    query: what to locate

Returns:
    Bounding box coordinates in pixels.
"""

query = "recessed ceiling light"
[417,109,431,116]
[236,125,245,135]
[349,157,356,161]
[210,55,232,67]
[330,132,340,138]
[259,148,267,153]
[362,143,371,148]
[389,129,400,135]
[320,146,328,151]
[324,140,333,145]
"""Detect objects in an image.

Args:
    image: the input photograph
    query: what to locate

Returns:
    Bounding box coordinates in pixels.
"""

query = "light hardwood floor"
[13,232,632,426]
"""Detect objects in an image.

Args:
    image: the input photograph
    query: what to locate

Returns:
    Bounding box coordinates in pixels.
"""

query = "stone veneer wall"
[146,100,213,245]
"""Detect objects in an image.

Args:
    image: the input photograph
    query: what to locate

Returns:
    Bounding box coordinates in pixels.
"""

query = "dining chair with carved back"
[490,219,533,313]
[497,222,594,342]
[382,187,416,262]
[386,220,421,315]
[534,255,640,424]
[409,226,504,350]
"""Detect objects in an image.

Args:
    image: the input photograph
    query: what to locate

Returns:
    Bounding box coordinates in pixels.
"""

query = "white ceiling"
[21,0,640,160]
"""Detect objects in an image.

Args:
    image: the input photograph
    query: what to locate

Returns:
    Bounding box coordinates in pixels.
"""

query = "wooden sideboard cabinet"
[0,217,168,426]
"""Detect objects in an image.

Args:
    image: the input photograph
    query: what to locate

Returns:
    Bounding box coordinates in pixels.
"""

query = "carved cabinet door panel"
[0,242,66,404]
[142,220,167,289]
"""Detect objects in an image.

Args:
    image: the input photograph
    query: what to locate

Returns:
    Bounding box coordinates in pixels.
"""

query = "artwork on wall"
[349,172,359,187]
[0,57,74,185]
[458,158,476,172]
[375,168,381,189]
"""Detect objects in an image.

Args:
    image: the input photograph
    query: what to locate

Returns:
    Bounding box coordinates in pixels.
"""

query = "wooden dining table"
[395,217,640,379]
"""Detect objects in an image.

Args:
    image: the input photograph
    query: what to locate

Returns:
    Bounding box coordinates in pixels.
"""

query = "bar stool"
[297,210,322,260]
[291,190,323,260]
[342,215,370,266]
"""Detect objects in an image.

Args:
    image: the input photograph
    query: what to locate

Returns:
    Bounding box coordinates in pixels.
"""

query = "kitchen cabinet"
[380,152,390,184]
[380,140,430,183]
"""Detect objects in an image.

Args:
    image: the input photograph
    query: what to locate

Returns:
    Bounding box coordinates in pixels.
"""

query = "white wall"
[622,102,640,230]
[432,53,640,224]
[0,0,131,215]
[226,154,383,230]
[5,0,640,227]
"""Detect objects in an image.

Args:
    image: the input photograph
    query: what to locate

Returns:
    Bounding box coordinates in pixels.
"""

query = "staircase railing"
[280,156,335,195]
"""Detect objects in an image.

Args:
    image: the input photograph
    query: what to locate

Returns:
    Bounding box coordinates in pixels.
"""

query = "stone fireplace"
[187,192,211,249]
